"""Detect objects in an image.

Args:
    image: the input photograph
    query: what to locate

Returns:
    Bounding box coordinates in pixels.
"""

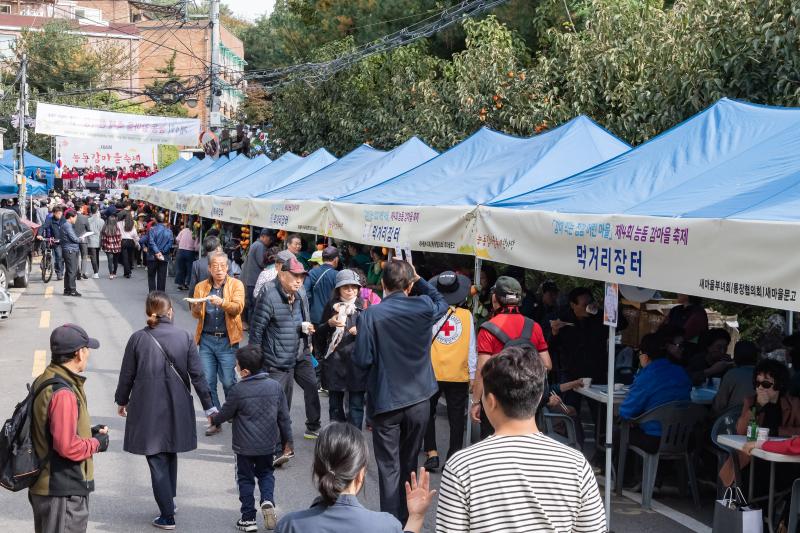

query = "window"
[0,5,10,13]
[2,214,20,239]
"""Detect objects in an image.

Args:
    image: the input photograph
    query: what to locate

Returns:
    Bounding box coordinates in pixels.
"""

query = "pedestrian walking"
[436,346,605,532]
[315,269,369,429]
[118,210,139,278]
[86,204,103,279]
[304,246,339,326]
[241,229,273,326]
[275,423,435,533]
[140,213,174,293]
[253,248,289,301]
[187,236,232,298]
[353,259,448,523]
[29,324,109,533]
[174,221,199,291]
[61,210,82,297]
[423,271,477,472]
[249,256,321,452]
[191,251,245,435]
[100,215,121,279]
[114,291,217,531]
[209,345,292,532]
[41,205,65,280]
[72,200,91,280]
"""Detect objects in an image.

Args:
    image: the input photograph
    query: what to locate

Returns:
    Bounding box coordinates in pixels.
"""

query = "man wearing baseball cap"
[250,255,321,453]
[29,324,109,533]
[471,276,553,439]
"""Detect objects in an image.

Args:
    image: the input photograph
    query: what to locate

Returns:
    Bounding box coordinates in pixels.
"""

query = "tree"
[144,52,191,117]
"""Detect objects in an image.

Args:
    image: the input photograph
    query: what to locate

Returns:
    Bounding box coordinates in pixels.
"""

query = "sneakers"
[303,428,320,440]
[272,451,295,468]
[423,455,440,473]
[261,501,278,530]
[236,519,257,532]
[92,273,99,279]
[152,516,176,530]
[205,425,222,436]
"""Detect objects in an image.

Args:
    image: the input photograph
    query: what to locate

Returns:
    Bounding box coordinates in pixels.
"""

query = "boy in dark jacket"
[210,345,292,532]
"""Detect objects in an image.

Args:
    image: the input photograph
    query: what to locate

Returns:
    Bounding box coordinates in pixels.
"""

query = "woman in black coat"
[315,269,369,430]
[114,291,215,530]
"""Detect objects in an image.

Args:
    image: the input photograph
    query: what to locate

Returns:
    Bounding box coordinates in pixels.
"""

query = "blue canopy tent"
[209,153,302,196]
[265,137,438,201]
[175,155,271,194]
[339,116,629,205]
[27,179,48,197]
[0,165,17,197]
[149,155,232,192]
[1,150,54,189]
[134,157,200,188]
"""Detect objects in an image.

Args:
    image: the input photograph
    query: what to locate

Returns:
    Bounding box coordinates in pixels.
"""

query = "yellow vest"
[431,307,473,382]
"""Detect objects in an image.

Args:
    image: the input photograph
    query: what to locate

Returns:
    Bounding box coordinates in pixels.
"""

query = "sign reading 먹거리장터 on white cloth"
[36,103,200,146]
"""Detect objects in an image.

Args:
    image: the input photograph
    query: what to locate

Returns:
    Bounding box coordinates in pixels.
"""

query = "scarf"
[325,297,357,358]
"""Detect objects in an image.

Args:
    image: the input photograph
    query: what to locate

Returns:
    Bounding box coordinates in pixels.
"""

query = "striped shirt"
[436,433,605,533]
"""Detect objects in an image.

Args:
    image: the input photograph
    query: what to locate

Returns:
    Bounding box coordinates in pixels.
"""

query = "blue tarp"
[0,165,16,196]
[27,179,48,196]
[1,150,54,189]
[267,137,438,201]
[339,117,629,205]
[491,98,800,222]
[151,155,232,191]
[175,154,271,193]
[212,149,338,197]
[135,157,200,187]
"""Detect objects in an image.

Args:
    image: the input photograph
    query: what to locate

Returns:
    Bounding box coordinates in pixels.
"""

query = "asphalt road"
[0,258,696,532]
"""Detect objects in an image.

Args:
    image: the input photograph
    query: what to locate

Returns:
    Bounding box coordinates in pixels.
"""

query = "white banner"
[248,199,329,235]
[36,103,200,145]
[325,202,478,255]
[477,207,800,312]
[56,137,156,168]
[195,195,250,224]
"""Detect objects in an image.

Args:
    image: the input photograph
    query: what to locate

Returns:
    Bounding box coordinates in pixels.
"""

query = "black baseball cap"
[50,324,100,356]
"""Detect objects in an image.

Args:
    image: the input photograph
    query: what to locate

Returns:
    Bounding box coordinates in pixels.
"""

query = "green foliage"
[158,145,179,168]
[145,52,190,118]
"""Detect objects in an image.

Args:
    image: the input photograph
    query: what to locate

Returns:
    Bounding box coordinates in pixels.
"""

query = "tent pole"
[787,311,794,336]
[464,256,482,448]
[605,324,616,532]
[199,216,204,250]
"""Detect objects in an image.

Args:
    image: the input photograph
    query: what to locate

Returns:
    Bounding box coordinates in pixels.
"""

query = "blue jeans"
[329,391,366,430]
[236,454,275,521]
[175,249,196,286]
[52,245,64,276]
[198,334,237,409]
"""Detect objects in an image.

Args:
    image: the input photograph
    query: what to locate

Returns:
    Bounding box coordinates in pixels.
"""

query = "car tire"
[13,257,30,288]
[0,264,8,291]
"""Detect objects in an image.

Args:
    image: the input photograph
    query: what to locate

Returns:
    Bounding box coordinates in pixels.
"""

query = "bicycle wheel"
[41,252,52,283]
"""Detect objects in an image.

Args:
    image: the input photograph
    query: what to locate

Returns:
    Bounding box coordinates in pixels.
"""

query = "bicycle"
[39,237,57,283]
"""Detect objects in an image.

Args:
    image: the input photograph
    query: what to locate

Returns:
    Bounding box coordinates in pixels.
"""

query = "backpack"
[480,316,540,355]
[0,377,69,492]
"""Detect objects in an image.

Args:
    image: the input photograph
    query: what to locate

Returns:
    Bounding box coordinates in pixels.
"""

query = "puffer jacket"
[210,373,293,453]
[249,278,311,371]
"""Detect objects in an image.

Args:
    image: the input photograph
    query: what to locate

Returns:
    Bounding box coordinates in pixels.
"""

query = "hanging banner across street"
[36,103,201,145]
[56,137,157,168]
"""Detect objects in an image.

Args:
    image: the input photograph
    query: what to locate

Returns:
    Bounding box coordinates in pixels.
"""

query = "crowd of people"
[20,190,800,533]
[57,164,157,191]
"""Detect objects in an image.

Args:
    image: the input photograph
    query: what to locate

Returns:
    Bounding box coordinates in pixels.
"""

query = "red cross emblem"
[441,320,456,336]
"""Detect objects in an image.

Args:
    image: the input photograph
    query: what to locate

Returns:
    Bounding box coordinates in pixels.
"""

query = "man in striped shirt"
[436,346,606,532]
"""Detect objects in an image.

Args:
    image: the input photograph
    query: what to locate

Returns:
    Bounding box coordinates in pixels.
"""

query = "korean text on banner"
[36,103,200,145]
[56,137,156,168]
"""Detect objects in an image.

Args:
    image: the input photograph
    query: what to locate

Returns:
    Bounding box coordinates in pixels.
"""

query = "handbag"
[713,486,763,533]
[145,331,191,394]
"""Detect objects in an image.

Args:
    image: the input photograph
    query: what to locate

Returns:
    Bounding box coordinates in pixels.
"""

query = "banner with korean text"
[477,206,800,312]
[36,103,200,146]
[56,137,156,169]
[247,198,329,235]
[326,203,479,255]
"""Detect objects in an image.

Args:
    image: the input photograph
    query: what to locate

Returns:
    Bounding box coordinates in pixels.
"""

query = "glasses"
[755,380,775,390]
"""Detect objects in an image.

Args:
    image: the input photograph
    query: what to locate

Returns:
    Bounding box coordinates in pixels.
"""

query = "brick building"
[0,0,245,127]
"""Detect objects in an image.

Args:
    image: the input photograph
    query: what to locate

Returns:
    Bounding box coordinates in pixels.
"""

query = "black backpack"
[0,377,68,492]
[480,317,540,355]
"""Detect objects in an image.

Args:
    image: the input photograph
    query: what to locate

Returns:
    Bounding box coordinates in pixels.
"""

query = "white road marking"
[39,310,50,329]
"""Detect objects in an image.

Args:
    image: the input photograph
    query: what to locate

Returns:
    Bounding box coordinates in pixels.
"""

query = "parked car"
[0,208,34,290]
[0,287,11,320]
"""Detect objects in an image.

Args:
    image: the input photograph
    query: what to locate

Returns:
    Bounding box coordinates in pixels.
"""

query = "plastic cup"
[582,377,592,388]
[757,428,769,443]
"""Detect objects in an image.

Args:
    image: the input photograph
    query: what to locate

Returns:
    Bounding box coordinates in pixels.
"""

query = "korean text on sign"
[576,245,643,277]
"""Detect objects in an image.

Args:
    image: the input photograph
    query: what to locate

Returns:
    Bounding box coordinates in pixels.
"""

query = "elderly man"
[303,245,339,326]
[249,256,321,457]
[191,251,245,436]
[353,259,448,523]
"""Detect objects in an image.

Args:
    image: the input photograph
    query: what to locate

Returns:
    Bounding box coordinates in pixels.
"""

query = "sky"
[223,0,275,22]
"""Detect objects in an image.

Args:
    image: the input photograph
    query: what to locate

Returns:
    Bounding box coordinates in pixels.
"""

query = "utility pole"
[17,52,27,212]
[208,0,221,134]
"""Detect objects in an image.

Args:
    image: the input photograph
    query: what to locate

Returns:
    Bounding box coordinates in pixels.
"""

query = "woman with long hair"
[100,214,122,279]
[114,291,216,530]
[275,423,435,533]
[118,209,139,278]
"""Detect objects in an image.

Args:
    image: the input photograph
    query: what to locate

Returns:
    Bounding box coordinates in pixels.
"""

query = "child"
[210,345,293,532]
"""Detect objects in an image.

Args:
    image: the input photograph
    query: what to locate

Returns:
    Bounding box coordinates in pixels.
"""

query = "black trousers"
[63,249,79,293]
[267,355,321,432]
[146,452,177,519]
[147,260,168,292]
[121,239,136,276]
[244,284,255,323]
[87,247,100,274]
[372,399,429,524]
[424,381,469,461]
[78,243,88,276]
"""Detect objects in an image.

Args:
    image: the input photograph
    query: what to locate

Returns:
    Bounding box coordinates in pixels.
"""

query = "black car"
[0,208,34,290]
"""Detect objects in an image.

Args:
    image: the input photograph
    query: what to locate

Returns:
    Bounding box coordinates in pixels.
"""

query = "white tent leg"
[605,324,616,532]
[199,216,204,248]
[787,311,794,336]
[464,256,482,447]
